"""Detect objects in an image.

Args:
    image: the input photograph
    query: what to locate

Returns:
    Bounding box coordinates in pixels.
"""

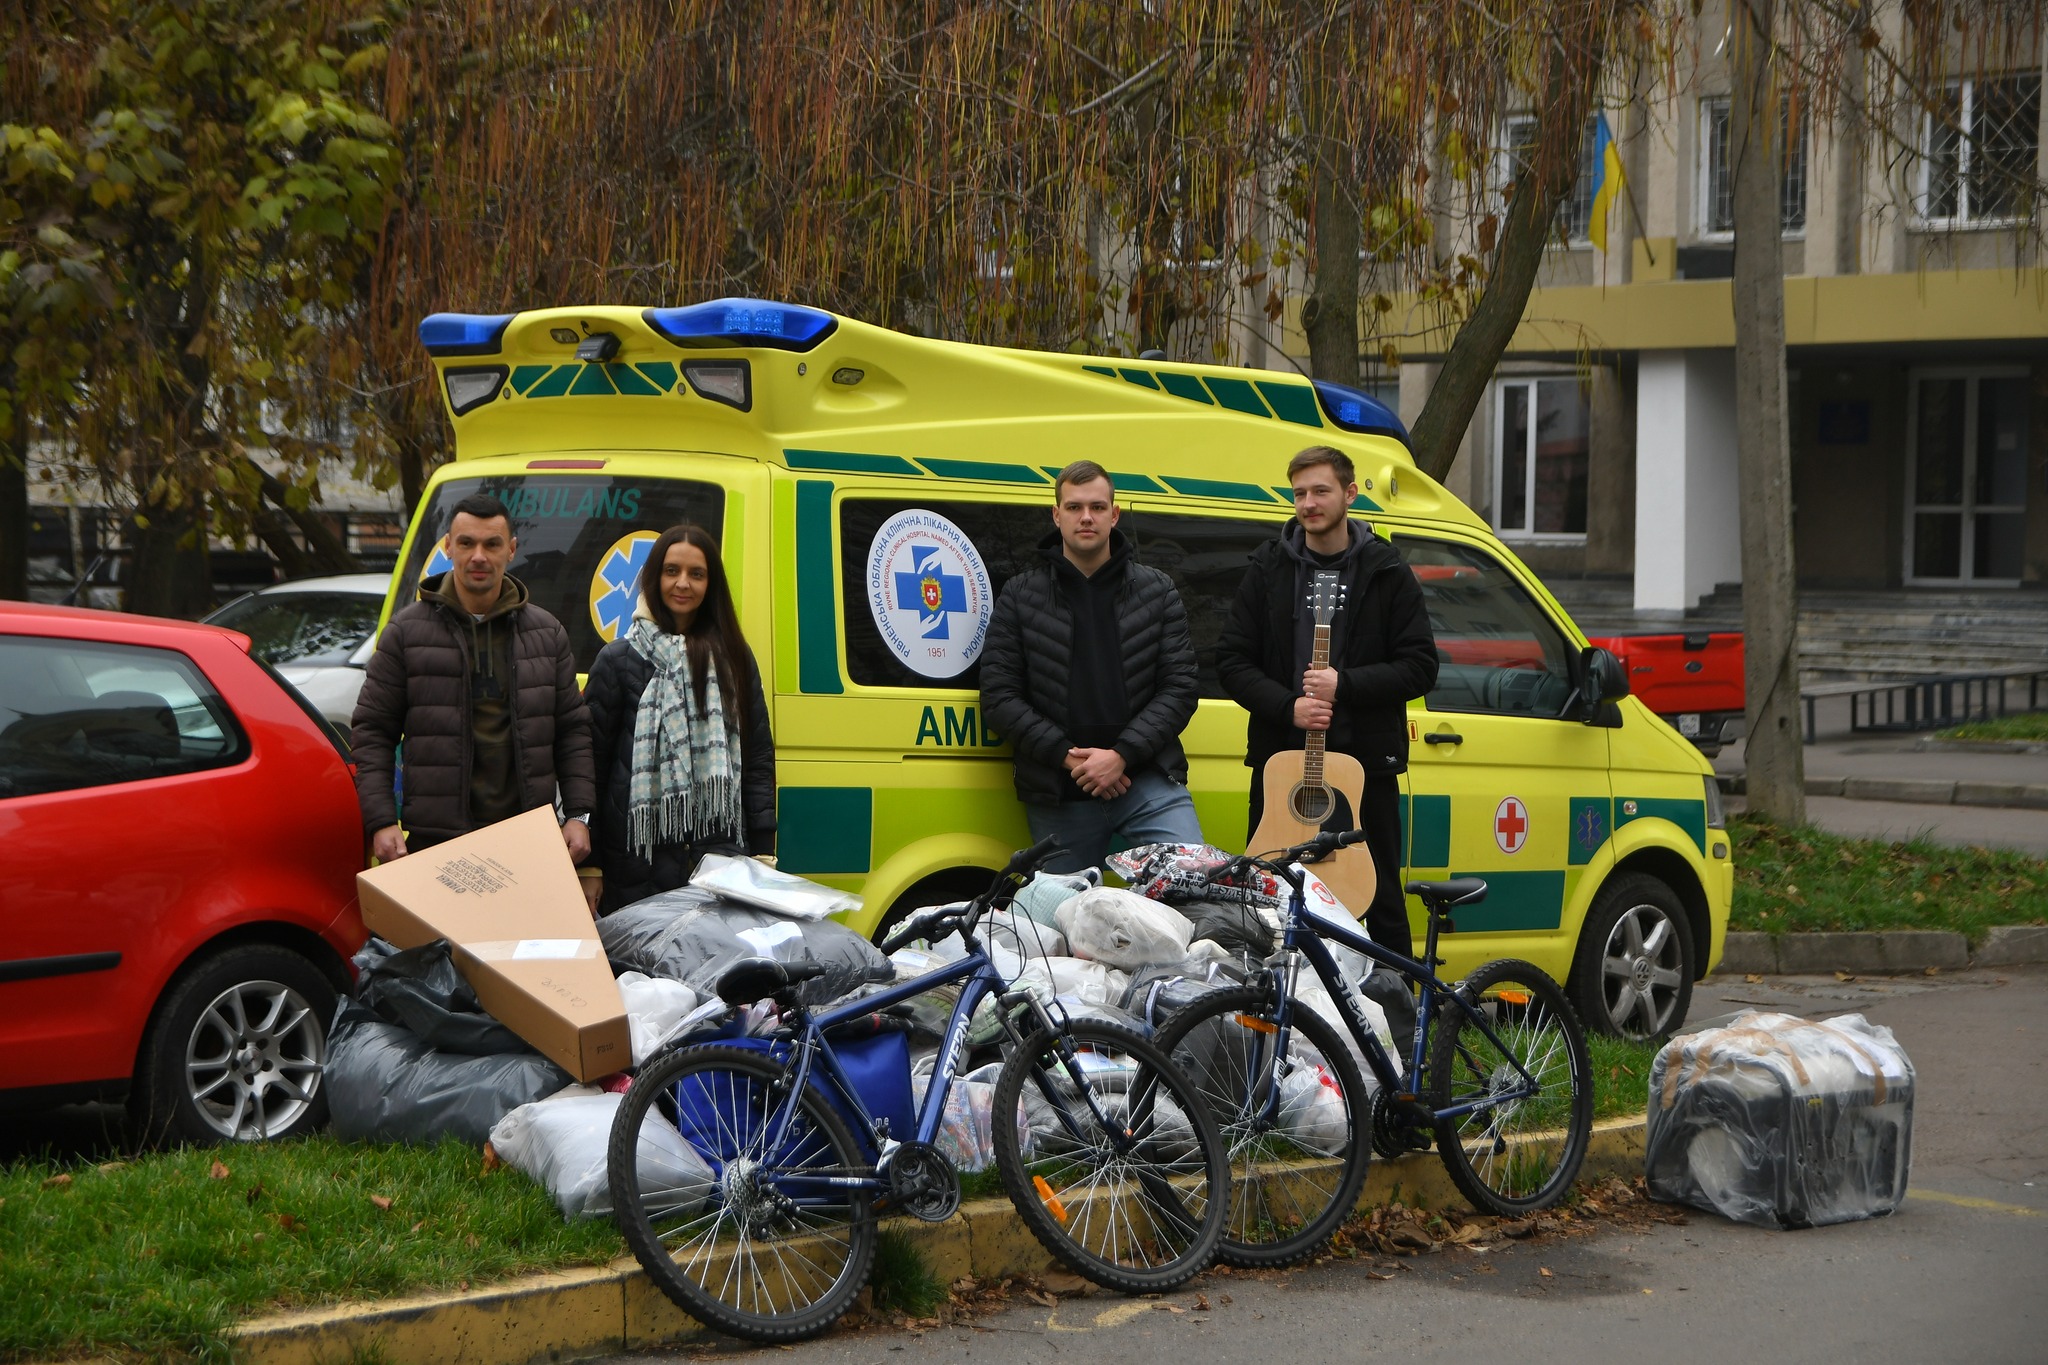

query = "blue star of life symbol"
[893,543,966,639]
[423,545,454,578]
[1576,803,1605,850]
[593,538,654,641]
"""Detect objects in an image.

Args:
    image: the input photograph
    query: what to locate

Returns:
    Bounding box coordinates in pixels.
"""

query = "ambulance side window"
[1396,538,1578,718]
[1119,511,1279,700]
[838,498,1045,690]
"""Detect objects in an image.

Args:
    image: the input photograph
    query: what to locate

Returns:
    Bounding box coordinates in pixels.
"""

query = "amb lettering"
[502,486,641,521]
[913,704,1003,749]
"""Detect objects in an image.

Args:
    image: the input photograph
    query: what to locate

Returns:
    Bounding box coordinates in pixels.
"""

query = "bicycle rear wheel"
[991,1018,1228,1292]
[608,1044,876,1343]
[1430,959,1593,1216]
[1153,984,1371,1268]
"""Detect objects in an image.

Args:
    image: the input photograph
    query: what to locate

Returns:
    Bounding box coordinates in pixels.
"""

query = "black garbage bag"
[351,937,528,1056]
[599,886,892,1006]
[1181,900,1278,959]
[1120,954,1250,1032]
[325,1000,573,1146]
[1358,966,1417,1055]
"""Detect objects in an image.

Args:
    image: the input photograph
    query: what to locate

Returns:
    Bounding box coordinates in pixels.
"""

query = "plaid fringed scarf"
[626,618,742,859]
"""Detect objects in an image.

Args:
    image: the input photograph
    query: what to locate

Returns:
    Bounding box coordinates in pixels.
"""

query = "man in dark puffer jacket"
[980,460,1204,873]
[350,493,597,892]
[1217,445,1437,954]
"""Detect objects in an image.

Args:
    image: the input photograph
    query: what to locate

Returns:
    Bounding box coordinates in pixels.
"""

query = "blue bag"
[671,1030,915,1164]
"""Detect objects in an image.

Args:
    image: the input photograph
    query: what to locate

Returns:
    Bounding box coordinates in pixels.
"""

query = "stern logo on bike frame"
[865,508,992,679]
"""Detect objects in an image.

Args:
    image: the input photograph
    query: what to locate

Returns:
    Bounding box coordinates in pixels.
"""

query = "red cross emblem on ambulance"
[1494,796,1529,854]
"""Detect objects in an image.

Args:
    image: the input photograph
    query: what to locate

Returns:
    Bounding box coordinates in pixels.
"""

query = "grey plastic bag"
[325,1000,573,1146]
[351,937,528,1056]
[599,886,892,1005]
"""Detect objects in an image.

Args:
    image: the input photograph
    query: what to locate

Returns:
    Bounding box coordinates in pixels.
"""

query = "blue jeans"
[1024,769,1207,874]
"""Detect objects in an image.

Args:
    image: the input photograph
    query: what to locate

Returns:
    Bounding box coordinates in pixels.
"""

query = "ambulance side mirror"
[1579,646,1629,725]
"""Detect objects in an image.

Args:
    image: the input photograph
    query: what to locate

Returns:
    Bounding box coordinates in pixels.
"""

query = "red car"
[0,602,366,1143]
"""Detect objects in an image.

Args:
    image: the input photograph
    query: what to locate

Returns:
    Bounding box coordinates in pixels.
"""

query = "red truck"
[1583,630,1746,755]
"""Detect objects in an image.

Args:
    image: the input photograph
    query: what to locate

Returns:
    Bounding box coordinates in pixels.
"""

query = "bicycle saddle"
[1403,877,1488,911]
[715,956,827,1006]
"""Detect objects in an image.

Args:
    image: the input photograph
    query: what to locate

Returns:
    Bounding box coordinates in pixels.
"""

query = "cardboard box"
[355,806,630,1081]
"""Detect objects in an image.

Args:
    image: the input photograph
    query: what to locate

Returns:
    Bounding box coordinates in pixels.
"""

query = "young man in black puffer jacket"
[1217,445,1438,954]
[350,492,597,886]
[979,460,1205,873]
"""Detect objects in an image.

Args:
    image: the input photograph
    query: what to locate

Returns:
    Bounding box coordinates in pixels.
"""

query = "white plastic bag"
[616,972,699,1067]
[1056,887,1194,969]
[911,1059,1022,1173]
[688,854,862,920]
[1277,1059,1351,1154]
[488,1093,713,1221]
[982,907,1067,960]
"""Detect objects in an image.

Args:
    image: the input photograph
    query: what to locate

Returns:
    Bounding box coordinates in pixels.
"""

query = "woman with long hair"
[583,524,775,914]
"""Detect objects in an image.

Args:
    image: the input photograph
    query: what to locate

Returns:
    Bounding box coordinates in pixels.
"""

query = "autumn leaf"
[480,1143,502,1174]
[369,1194,394,1211]
[209,1160,231,1180]
[41,1174,73,1191]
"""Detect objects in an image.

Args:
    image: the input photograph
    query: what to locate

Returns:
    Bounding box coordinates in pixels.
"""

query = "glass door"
[1907,369,2028,584]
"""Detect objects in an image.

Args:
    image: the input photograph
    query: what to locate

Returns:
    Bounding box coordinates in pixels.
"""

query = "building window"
[1493,377,1589,538]
[1501,115,1600,244]
[1919,74,2042,225]
[1700,96,1808,236]
[1906,369,2029,583]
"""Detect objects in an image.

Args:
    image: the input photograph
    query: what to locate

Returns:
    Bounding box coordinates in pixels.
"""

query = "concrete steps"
[1539,577,2048,685]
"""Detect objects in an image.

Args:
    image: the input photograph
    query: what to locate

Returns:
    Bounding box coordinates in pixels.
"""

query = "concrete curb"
[228,1117,1648,1365]
[1714,926,2048,974]
[1715,773,2048,809]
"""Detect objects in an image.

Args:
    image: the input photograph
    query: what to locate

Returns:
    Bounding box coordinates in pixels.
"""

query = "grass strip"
[1730,813,2048,944]
[1934,711,2048,743]
[0,1137,620,1364]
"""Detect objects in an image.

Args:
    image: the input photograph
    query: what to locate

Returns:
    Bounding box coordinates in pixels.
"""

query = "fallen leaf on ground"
[274,1213,304,1233]
[1153,1302,1186,1314]
[480,1143,502,1174]
[1366,1270,1393,1281]
[208,1161,230,1181]
[41,1174,72,1190]
[1744,973,1763,983]
[1040,1270,1090,1294]
[1498,1218,1534,1238]
[369,1194,394,1211]
[96,1161,128,1174]
[411,1221,425,1232]
[1834,971,1857,982]
[1194,1294,1211,1311]
[245,1183,265,1206]
[1539,1267,1553,1278]
[1025,1290,1056,1309]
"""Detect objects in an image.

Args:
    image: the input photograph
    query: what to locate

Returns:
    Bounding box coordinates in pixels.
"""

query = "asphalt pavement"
[592,965,2048,1365]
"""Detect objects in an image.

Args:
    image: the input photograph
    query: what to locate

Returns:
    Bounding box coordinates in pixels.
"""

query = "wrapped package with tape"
[488,1092,714,1220]
[687,854,861,920]
[1056,886,1194,970]
[597,887,891,1005]
[1645,1011,1915,1228]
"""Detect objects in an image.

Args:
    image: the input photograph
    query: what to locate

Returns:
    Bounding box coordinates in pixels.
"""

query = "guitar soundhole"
[1289,784,1335,825]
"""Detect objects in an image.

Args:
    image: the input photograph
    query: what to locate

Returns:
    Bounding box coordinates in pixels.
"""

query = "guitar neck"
[1305,622,1331,778]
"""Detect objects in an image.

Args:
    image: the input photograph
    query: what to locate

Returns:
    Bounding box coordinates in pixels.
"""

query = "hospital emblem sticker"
[589,530,660,643]
[867,509,993,679]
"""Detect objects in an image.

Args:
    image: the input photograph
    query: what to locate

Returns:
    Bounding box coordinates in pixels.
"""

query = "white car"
[202,574,388,726]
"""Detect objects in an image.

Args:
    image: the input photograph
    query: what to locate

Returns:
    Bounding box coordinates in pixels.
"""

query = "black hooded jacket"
[1215,519,1438,775]
[979,529,1199,805]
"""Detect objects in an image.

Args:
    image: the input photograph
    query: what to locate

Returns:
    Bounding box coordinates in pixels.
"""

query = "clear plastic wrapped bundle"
[1645,1010,1914,1229]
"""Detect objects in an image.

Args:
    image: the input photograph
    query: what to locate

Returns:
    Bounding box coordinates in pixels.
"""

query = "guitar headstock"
[1306,569,1346,626]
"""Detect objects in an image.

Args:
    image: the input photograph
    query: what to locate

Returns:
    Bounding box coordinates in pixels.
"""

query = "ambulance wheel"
[871,867,995,946]
[1569,874,1694,1040]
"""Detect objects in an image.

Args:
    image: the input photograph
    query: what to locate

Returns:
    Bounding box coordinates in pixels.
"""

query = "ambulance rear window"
[398,475,725,672]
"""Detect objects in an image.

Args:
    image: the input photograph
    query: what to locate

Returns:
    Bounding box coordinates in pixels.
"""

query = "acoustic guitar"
[1248,569,1378,919]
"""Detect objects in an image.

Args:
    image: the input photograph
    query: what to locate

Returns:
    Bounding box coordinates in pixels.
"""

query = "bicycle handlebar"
[1206,827,1369,890]
[876,836,1066,955]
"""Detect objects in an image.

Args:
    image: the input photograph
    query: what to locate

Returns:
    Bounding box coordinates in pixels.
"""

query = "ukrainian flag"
[1588,111,1625,254]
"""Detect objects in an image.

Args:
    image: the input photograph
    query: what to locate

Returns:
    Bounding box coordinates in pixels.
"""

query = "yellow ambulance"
[385,299,1732,1037]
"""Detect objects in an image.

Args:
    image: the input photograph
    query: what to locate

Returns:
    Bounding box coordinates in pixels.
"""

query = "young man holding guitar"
[1217,446,1438,954]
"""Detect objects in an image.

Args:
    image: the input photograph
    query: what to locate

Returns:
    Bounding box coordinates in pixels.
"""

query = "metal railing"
[1802,667,2048,743]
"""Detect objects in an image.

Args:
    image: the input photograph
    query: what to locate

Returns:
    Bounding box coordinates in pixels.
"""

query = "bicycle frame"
[1254,872,1544,1127]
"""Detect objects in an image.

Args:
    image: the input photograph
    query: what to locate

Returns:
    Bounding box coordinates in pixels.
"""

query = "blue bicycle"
[606,838,1230,1342]
[1153,829,1594,1267]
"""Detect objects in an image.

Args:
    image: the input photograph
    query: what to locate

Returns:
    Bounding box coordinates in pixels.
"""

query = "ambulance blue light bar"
[1313,380,1412,450]
[642,298,837,352]
[419,312,518,357]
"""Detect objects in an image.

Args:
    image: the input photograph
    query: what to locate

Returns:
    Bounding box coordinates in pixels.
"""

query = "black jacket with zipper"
[1215,519,1438,775]
[349,572,595,846]
[979,529,1199,806]
[582,632,776,912]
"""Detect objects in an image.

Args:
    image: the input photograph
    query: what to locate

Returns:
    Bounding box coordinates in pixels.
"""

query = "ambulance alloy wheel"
[1568,874,1694,1040]
[133,945,337,1145]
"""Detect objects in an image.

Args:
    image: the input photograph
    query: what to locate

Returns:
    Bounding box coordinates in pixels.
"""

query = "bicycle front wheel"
[991,1018,1228,1292]
[1153,984,1371,1268]
[1430,959,1594,1216]
[608,1044,876,1343]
